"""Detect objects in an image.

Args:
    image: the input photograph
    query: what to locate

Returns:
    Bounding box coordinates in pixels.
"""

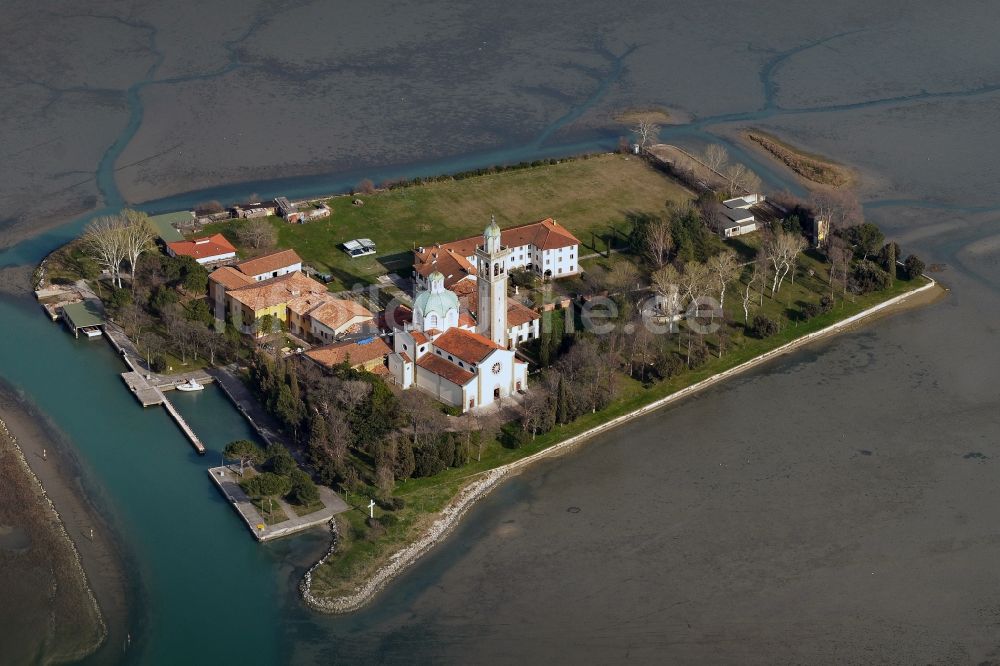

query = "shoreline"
[301,277,944,614]
[0,385,132,662]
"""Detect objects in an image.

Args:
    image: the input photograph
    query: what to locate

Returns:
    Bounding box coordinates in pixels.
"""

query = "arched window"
[426,313,438,328]
[494,263,500,276]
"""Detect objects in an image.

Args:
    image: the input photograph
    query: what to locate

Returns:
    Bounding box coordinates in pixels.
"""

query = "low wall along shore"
[302,277,941,614]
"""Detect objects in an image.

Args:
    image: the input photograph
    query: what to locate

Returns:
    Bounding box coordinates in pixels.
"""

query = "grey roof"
[148,211,191,242]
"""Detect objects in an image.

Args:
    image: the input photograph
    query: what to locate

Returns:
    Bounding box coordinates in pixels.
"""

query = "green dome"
[484,216,501,242]
[414,272,459,325]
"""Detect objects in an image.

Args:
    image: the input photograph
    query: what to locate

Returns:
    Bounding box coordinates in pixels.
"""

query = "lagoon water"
[4,1,1000,663]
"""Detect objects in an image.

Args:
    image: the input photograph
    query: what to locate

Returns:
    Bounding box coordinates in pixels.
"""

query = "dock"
[121,371,163,406]
[119,371,206,454]
[207,465,347,541]
[109,323,210,455]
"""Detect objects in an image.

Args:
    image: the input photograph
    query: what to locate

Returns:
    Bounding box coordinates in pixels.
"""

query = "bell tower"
[475,215,511,347]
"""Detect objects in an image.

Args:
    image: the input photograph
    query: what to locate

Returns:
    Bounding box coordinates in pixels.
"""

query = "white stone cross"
[368,499,376,518]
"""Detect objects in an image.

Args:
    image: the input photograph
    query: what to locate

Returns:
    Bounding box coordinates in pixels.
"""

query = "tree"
[641,215,673,268]
[850,260,892,294]
[521,388,551,440]
[651,264,682,321]
[83,215,127,288]
[762,230,807,295]
[848,222,885,261]
[224,439,266,469]
[242,472,292,498]
[750,315,780,338]
[632,120,660,151]
[878,241,898,281]
[903,254,925,280]
[289,469,320,505]
[555,376,569,425]
[722,163,761,197]
[810,189,863,233]
[741,261,761,324]
[236,218,277,250]
[120,210,155,292]
[707,251,740,308]
[704,144,729,173]
[357,179,376,195]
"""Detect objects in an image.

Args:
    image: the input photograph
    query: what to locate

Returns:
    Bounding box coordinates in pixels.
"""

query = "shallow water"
[3,1,1000,663]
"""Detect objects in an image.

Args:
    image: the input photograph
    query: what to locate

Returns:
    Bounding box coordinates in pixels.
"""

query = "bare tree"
[121,210,155,291]
[704,144,729,173]
[632,120,661,151]
[762,230,808,295]
[707,251,740,308]
[236,218,277,250]
[741,262,761,324]
[642,216,673,268]
[83,215,127,288]
[722,163,762,197]
[811,188,863,232]
[609,261,639,294]
[521,388,551,441]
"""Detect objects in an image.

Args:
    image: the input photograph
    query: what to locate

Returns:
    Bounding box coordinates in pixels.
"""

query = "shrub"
[850,260,892,294]
[903,254,925,280]
[268,446,297,476]
[500,422,530,449]
[750,315,780,338]
[379,513,399,527]
[242,472,292,498]
[289,469,320,505]
[800,302,821,320]
[151,353,168,373]
[820,295,834,313]
[413,445,446,477]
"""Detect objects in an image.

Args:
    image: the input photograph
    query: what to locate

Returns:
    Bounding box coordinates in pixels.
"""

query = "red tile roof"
[308,299,374,333]
[432,327,502,364]
[227,271,326,311]
[412,247,476,288]
[167,233,236,261]
[209,265,253,290]
[305,337,391,369]
[236,249,302,277]
[416,353,476,386]
[507,299,540,327]
[414,218,580,274]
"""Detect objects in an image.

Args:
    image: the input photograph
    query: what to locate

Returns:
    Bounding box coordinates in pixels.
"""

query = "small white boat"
[175,378,204,392]
[81,326,102,338]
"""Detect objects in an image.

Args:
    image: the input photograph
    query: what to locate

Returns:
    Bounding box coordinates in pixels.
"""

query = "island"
[33,147,940,614]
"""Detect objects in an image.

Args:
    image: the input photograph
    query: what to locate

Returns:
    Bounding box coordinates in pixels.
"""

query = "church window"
[491,362,502,375]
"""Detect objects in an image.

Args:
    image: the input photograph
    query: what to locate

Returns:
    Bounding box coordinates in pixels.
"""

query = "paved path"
[208,466,348,541]
[207,366,293,452]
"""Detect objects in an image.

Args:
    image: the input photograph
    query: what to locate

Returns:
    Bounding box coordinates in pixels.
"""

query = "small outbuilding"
[61,299,106,338]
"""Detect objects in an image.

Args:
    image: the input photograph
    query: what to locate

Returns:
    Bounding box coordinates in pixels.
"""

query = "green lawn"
[201,155,691,291]
[250,497,289,525]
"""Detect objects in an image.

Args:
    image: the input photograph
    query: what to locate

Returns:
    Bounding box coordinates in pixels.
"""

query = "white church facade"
[388,219,533,411]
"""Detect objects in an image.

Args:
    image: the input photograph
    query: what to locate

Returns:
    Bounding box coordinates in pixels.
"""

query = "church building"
[388,219,533,411]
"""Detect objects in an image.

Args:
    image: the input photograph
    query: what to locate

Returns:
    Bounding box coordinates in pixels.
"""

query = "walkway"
[207,465,348,541]
[207,366,292,452]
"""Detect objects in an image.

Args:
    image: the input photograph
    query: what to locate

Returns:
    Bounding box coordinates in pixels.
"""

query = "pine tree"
[556,376,569,425]
[539,319,551,367]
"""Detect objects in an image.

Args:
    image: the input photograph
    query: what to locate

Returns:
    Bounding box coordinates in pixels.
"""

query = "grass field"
[201,154,691,290]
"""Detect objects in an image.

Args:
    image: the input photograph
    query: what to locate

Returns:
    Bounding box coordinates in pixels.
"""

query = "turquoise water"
[0,294,290,664]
